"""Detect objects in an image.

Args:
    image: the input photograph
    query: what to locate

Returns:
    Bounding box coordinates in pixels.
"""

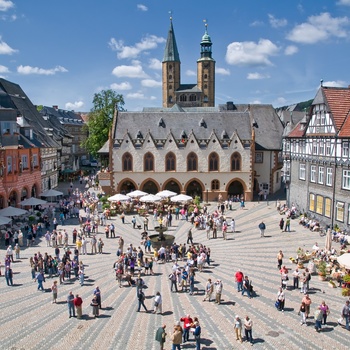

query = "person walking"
[214,279,223,304]
[339,300,349,330]
[276,287,285,312]
[93,286,102,309]
[169,271,178,293]
[5,266,13,286]
[284,217,291,232]
[91,295,99,318]
[244,315,253,344]
[137,288,148,313]
[279,217,284,231]
[51,281,58,303]
[67,291,76,318]
[235,270,244,292]
[189,269,195,295]
[302,294,312,319]
[241,276,251,299]
[299,301,307,325]
[74,294,83,319]
[153,291,162,314]
[258,221,266,237]
[180,314,193,343]
[314,306,323,332]
[187,228,193,245]
[277,250,284,270]
[319,301,329,326]
[292,268,300,290]
[35,270,45,291]
[203,278,214,302]
[155,324,167,350]
[171,324,183,350]
[193,321,201,350]
[234,315,243,343]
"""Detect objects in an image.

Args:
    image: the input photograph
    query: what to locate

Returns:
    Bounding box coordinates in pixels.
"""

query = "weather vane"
[169,10,173,20]
[203,18,208,29]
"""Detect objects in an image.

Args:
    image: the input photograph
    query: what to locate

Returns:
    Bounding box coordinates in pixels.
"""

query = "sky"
[1,0,350,112]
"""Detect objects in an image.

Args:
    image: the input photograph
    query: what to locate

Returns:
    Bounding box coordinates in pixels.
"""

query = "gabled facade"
[0,78,60,194]
[283,85,350,230]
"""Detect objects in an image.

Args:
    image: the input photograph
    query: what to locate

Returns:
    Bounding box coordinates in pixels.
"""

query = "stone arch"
[140,178,160,194]
[226,178,247,198]
[0,194,6,209]
[31,183,39,198]
[163,178,182,193]
[117,178,137,195]
[184,178,204,200]
[8,189,18,207]
[21,186,29,201]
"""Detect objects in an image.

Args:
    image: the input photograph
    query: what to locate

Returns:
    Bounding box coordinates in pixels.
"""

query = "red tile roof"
[323,86,350,136]
[287,120,307,138]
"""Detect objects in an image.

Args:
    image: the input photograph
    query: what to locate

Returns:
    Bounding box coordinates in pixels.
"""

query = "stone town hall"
[99,19,284,201]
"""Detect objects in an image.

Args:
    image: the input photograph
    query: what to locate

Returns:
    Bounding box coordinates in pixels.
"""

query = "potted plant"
[328,280,336,288]
[341,287,350,297]
[318,261,327,281]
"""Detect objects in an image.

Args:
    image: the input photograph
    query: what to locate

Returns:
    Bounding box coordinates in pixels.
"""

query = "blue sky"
[1,0,350,112]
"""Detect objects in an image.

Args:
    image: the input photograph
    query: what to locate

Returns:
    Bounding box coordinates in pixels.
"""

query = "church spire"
[163,16,180,62]
[200,21,213,58]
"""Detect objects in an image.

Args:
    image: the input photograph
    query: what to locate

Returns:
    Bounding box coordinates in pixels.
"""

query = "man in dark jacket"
[155,324,167,350]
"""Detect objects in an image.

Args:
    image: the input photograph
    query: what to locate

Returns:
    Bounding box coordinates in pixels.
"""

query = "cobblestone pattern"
[1,187,349,350]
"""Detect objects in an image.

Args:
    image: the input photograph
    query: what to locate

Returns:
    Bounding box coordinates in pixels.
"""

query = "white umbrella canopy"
[0,216,12,225]
[40,189,63,197]
[337,253,350,269]
[127,190,149,198]
[20,197,48,206]
[170,194,193,203]
[108,193,131,202]
[0,207,28,217]
[156,190,177,198]
[139,194,162,203]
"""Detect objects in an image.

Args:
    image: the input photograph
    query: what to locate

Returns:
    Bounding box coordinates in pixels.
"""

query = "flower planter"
[328,282,336,288]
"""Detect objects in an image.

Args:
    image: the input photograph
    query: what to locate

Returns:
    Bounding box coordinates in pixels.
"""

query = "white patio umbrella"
[156,190,177,198]
[0,207,28,217]
[0,216,12,225]
[337,253,350,269]
[40,189,63,197]
[170,194,193,203]
[127,190,149,198]
[139,194,162,203]
[108,193,131,202]
[20,198,48,206]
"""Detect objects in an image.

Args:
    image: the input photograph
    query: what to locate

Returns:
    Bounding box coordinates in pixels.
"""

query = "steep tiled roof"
[323,86,350,133]
[286,120,307,138]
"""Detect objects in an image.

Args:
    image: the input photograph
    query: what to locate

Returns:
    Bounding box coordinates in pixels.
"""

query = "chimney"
[52,105,58,110]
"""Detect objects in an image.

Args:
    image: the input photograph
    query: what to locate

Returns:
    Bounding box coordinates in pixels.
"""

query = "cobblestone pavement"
[1,182,349,350]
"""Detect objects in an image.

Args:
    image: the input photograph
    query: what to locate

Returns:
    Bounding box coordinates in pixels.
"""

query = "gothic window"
[211,179,219,190]
[122,153,133,171]
[209,152,219,171]
[169,64,172,70]
[168,96,173,103]
[203,95,208,102]
[180,94,187,102]
[189,94,196,102]
[169,85,172,90]
[231,152,241,171]
[187,152,198,171]
[165,152,176,171]
[204,84,207,89]
[204,74,208,79]
[144,152,154,171]
[169,74,173,80]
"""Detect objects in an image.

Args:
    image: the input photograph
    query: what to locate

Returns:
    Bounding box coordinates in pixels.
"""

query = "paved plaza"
[1,182,349,350]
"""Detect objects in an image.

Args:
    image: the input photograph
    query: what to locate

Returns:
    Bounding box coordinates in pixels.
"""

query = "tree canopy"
[82,89,125,156]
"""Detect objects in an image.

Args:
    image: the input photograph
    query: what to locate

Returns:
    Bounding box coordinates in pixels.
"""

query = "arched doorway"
[21,187,28,201]
[32,184,38,198]
[119,180,136,194]
[0,195,5,209]
[227,180,244,197]
[186,180,203,199]
[8,190,18,207]
[164,180,181,194]
[141,180,158,194]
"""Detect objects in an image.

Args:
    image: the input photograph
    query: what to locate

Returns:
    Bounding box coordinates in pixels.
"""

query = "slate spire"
[163,17,180,62]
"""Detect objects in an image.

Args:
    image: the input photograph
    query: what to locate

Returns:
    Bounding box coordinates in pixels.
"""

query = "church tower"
[197,23,215,107]
[162,17,180,108]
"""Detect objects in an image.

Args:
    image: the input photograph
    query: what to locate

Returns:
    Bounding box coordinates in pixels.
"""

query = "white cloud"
[126,92,145,99]
[268,14,287,28]
[0,0,14,12]
[216,67,230,75]
[137,4,148,11]
[337,0,350,6]
[112,60,149,78]
[141,79,162,88]
[225,39,279,67]
[247,72,270,80]
[284,45,298,55]
[110,81,132,90]
[250,100,262,104]
[275,97,287,105]
[0,36,17,54]
[250,20,264,27]
[0,64,9,73]
[65,101,84,110]
[322,80,347,87]
[17,65,68,75]
[150,96,157,100]
[186,69,196,76]
[108,35,165,59]
[287,12,349,44]
[148,58,162,70]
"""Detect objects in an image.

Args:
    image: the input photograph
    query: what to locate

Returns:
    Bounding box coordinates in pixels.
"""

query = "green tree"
[82,89,125,156]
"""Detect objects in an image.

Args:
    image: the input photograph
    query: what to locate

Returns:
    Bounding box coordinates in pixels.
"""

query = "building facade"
[283,85,350,230]
[101,21,284,200]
